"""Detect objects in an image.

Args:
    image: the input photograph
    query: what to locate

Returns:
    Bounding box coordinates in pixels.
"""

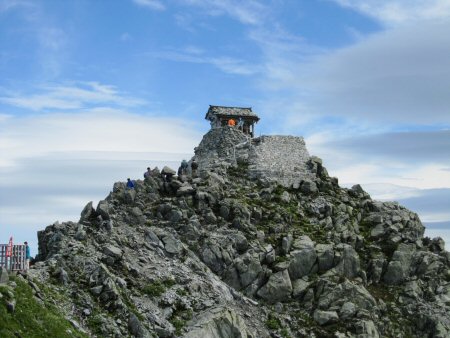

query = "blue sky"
[1,0,450,253]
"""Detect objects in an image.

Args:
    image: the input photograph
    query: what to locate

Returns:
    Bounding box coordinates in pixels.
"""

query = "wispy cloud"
[120,32,132,42]
[0,0,68,77]
[330,0,450,25]
[132,0,165,11]
[329,130,450,163]
[0,82,147,111]
[152,48,260,75]
[181,0,268,25]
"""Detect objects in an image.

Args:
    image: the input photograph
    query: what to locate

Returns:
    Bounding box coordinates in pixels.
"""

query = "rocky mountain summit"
[6,126,450,337]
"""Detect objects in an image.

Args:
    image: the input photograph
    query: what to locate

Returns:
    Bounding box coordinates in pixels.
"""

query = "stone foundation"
[193,127,315,186]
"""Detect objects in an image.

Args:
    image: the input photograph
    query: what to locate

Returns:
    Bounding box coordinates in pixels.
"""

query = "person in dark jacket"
[191,160,198,178]
[144,167,152,179]
[179,159,188,175]
[24,241,30,271]
[126,178,135,189]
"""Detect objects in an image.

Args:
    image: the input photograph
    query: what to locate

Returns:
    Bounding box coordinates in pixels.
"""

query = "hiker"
[144,167,152,179]
[191,159,198,178]
[126,178,135,189]
[178,160,188,176]
[237,118,244,131]
[24,241,30,271]
[228,118,236,127]
[243,124,249,135]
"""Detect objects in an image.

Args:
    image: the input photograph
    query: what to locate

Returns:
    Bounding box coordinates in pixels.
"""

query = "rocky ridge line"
[13,127,450,337]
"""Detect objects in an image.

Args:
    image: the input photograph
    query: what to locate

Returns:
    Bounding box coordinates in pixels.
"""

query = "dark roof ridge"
[209,105,252,110]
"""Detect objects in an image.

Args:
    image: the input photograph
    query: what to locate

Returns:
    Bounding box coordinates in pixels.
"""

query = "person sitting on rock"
[228,118,236,127]
[126,178,135,189]
[143,167,152,179]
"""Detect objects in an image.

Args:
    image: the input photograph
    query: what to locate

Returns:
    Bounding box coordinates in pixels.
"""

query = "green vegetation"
[0,276,88,338]
[143,278,176,297]
[85,310,105,336]
[168,300,193,336]
[266,312,281,330]
[280,327,292,338]
[143,281,166,297]
[176,288,189,297]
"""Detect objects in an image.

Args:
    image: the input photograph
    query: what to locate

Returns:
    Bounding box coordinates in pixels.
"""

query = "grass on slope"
[0,275,88,338]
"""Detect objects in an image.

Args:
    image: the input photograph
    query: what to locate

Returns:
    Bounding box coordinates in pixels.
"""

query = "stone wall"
[193,126,250,172]
[245,135,315,186]
[193,127,315,186]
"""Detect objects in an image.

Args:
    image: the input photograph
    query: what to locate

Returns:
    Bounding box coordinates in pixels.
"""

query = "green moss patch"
[0,276,88,338]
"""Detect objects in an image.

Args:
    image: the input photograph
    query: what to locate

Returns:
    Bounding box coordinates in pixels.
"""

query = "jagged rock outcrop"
[18,127,450,337]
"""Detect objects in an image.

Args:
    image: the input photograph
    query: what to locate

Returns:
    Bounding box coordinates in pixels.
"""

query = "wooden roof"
[205,105,260,121]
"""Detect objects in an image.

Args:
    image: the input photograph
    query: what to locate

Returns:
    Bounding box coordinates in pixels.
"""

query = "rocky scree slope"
[25,128,450,338]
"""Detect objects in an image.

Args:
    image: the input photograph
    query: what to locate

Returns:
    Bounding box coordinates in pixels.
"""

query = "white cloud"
[132,0,165,11]
[306,130,450,190]
[331,0,450,25]
[357,183,421,200]
[257,19,450,126]
[0,110,201,169]
[0,82,146,110]
[0,102,201,255]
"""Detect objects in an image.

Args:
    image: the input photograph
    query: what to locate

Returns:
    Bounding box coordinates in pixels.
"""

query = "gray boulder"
[370,224,385,239]
[288,247,317,280]
[292,278,310,299]
[124,189,136,204]
[202,245,226,274]
[383,244,415,285]
[281,234,293,255]
[96,200,110,220]
[335,244,360,279]
[80,201,95,222]
[313,310,338,325]
[291,235,315,250]
[339,301,356,319]
[145,229,163,247]
[103,245,123,260]
[256,270,292,303]
[315,244,335,272]
[128,313,151,338]
[161,166,176,175]
[317,280,376,312]
[355,320,380,338]
[177,185,195,196]
[300,180,318,194]
[185,307,251,338]
[161,234,183,255]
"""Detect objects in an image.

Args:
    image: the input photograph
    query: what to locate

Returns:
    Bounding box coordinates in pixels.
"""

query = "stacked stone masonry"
[194,127,315,186]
